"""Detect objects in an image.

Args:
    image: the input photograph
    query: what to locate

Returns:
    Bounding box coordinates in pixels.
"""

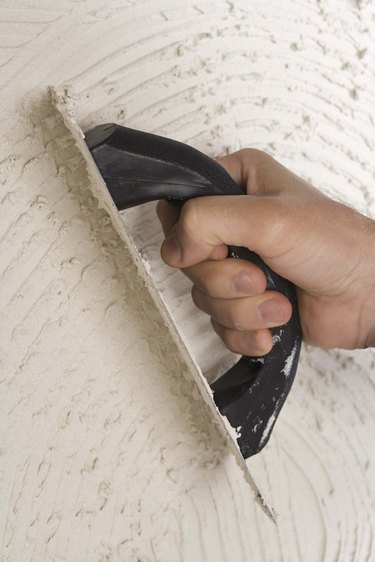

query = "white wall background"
[0,1,374,561]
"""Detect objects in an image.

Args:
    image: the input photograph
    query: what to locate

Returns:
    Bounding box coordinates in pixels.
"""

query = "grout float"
[50,85,276,521]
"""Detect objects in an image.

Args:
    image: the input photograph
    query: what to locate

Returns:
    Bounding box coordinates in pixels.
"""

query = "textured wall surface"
[0,1,375,561]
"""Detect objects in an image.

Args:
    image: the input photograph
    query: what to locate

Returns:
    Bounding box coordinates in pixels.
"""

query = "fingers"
[217,149,282,196]
[155,150,306,358]
[216,151,246,186]
[160,194,301,270]
[192,287,292,332]
[205,288,292,356]
[158,150,317,273]
[217,149,272,196]
[157,151,287,269]
[182,258,267,299]
[211,320,273,356]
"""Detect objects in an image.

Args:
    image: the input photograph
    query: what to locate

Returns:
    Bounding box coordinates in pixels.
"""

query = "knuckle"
[239,148,273,167]
[236,149,275,194]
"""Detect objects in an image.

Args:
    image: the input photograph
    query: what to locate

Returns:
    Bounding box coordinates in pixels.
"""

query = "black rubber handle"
[85,123,301,458]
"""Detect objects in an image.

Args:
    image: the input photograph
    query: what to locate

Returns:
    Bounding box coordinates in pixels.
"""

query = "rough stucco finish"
[0,93,269,562]
[0,1,375,561]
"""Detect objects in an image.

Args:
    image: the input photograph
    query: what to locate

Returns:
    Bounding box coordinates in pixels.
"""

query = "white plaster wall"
[0,1,375,561]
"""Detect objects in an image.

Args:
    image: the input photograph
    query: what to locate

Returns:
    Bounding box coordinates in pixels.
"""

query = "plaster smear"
[1,1,375,561]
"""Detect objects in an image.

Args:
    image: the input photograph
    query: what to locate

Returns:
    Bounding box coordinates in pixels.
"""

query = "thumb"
[160,194,293,269]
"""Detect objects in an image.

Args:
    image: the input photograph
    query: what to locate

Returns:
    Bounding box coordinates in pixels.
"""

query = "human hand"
[157,149,375,355]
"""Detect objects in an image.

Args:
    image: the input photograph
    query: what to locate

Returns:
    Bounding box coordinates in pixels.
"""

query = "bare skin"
[157,149,375,356]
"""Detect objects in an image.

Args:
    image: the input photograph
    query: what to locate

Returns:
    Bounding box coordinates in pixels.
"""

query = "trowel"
[50,88,301,464]
[51,90,301,464]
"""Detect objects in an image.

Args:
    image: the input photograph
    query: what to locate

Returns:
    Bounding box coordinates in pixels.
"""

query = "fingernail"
[258,299,282,323]
[163,234,181,263]
[233,272,254,294]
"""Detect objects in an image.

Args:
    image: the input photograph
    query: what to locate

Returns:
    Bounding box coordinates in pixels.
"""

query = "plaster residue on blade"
[50,86,274,519]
